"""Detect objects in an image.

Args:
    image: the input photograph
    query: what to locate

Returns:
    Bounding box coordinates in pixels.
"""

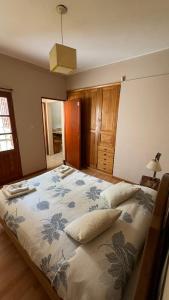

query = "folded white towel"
[6,186,29,195]
[57,168,74,178]
[54,166,74,179]
[57,165,71,174]
[3,181,29,195]
[2,187,36,200]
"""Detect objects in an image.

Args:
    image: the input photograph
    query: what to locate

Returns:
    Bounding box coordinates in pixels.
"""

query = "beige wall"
[0,54,66,175]
[114,75,169,183]
[67,49,169,90]
[67,49,169,183]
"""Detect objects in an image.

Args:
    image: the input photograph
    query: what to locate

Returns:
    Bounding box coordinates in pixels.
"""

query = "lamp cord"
[61,13,63,44]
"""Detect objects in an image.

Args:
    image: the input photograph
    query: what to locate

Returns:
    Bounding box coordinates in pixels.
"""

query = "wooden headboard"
[134,173,169,300]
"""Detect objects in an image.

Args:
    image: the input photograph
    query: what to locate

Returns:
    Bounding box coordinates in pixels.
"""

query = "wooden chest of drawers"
[97,145,114,174]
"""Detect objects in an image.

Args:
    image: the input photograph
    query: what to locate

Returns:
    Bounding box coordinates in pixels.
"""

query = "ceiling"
[0,0,169,73]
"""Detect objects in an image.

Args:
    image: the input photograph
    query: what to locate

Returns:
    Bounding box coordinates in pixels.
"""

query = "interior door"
[0,91,22,185]
[64,99,81,169]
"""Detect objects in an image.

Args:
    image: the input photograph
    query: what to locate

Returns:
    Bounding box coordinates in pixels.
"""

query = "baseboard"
[85,167,115,178]
[21,168,47,180]
[112,175,135,184]
[84,167,135,184]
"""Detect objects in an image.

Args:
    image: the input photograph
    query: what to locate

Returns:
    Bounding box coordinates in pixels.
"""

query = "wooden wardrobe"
[67,83,121,175]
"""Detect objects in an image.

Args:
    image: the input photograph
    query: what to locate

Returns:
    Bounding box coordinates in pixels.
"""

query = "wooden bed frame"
[0,173,169,300]
[0,217,61,300]
[134,173,169,300]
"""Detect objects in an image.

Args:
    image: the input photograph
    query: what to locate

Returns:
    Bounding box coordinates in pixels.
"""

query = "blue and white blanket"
[0,168,157,300]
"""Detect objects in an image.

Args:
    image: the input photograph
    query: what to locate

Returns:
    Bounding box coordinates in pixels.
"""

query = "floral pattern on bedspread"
[103,231,137,290]
[135,190,154,213]
[41,213,68,244]
[86,186,102,201]
[41,251,70,290]
[122,212,133,223]
[0,168,157,300]
[4,211,25,237]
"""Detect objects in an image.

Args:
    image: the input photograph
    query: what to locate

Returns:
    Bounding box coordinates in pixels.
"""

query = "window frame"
[0,94,15,152]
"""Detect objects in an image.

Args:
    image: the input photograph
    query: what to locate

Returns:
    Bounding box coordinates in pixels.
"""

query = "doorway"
[42,98,64,169]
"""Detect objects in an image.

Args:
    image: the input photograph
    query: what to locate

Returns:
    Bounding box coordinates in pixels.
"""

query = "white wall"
[50,101,62,129]
[67,49,169,182]
[114,75,169,183]
[0,53,66,175]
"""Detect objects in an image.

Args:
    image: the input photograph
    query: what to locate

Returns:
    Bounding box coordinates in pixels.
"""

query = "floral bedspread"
[0,168,157,300]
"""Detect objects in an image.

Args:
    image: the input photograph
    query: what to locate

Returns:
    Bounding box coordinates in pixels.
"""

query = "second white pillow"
[99,182,140,208]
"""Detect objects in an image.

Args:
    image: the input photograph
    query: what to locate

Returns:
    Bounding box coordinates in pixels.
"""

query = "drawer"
[98,159,113,169]
[98,157,113,166]
[98,150,113,161]
[98,144,114,154]
[97,158,113,169]
[97,160,113,174]
[98,159,113,168]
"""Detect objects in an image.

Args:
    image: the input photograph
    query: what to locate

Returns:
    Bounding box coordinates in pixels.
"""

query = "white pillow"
[64,209,121,243]
[99,182,140,208]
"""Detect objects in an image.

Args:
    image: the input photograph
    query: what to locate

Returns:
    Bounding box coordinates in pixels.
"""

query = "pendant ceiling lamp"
[49,4,77,75]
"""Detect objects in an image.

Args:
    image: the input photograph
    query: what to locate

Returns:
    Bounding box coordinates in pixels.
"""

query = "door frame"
[64,99,81,169]
[0,91,22,183]
[42,102,49,155]
[41,97,65,169]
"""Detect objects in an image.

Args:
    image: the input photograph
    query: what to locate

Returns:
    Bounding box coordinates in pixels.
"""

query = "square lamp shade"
[49,43,77,75]
[146,159,162,172]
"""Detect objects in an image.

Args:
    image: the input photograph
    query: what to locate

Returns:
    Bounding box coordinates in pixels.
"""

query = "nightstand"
[140,175,160,191]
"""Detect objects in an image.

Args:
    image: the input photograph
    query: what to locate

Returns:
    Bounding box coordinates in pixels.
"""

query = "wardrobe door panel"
[97,84,120,174]
[100,133,113,144]
[100,85,120,147]
[84,88,101,168]
[87,131,96,166]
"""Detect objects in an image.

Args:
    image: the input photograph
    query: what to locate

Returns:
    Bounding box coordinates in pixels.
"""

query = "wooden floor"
[0,168,120,300]
[0,225,49,300]
[83,167,120,184]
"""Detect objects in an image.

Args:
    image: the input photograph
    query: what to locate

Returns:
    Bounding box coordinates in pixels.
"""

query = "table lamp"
[146,152,162,178]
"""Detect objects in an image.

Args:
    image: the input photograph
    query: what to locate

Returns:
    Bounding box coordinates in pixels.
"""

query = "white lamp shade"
[49,43,77,75]
[146,159,162,172]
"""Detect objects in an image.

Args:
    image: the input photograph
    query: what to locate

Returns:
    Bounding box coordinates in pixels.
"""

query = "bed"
[0,168,168,300]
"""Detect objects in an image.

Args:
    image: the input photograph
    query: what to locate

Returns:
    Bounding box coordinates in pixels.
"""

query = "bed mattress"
[0,168,157,300]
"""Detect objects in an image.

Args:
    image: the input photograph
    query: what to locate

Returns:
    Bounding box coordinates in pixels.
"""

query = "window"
[0,97,14,151]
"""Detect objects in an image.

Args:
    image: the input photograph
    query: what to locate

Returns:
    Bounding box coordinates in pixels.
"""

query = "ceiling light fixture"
[49,4,77,75]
